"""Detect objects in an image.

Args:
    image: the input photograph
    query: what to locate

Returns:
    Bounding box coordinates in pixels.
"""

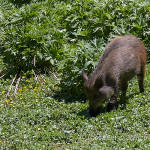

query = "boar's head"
[82,69,114,117]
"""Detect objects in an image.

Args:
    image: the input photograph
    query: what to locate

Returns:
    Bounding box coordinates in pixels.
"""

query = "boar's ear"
[81,69,88,82]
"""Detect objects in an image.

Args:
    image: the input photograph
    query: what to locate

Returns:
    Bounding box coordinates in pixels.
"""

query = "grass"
[0,0,150,149]
[0,65,150,149]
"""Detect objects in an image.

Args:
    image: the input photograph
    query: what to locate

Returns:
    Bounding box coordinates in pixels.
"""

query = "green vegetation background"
[0,0,150,149]
[1,0,150,98]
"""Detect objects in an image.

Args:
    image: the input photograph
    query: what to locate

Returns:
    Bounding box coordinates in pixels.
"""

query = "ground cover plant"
[0,65,150,149]
[0,0,150,149]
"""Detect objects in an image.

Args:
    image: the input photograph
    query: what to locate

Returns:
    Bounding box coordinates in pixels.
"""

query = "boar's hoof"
[89,108,100,117]
[106,102,118,112]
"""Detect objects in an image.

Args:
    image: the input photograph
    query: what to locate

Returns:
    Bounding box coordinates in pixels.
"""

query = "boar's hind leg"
[120,82,128,104]
[137,66,145,93]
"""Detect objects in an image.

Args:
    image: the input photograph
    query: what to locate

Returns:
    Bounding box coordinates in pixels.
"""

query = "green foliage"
[0,1,67,72]
[58,39,105,98]
[0,0,150,98]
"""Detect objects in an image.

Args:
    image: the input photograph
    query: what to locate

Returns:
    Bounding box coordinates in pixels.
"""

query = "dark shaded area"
[77,92,140,118]
[77,107,91,119]
[78,106,106,118]
[119,92,139,110]
[106,102,119,112]
[53,91,87,103]
[9,0,32,7]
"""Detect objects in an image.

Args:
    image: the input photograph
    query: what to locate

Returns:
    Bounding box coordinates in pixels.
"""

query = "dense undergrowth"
[0,0,150,98]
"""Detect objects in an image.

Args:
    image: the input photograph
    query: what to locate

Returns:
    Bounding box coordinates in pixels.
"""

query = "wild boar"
[82,35,146,117]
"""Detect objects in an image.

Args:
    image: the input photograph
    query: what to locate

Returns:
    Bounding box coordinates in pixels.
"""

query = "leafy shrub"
[56,0,150,98]
[58,38,106,99]
[0,0,150,99]
[1,1,68,73]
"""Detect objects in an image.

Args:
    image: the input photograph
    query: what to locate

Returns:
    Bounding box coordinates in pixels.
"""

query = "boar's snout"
[89,107,100,117]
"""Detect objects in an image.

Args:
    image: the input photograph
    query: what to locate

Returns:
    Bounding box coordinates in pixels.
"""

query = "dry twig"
[39,74,47,84]
[0,70,11,79]
[0,73,6,79]
[46,68,60,84]
[32,69,40,83]
[13,76,21,96]
[6,73,18,98]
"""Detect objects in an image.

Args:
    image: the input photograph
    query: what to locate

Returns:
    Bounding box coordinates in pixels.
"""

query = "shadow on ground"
[77,106,107,118]
[9,0,32,7]
[77,92,140,118]
[119,92,139,110]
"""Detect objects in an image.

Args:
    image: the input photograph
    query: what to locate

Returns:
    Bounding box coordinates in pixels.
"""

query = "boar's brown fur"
[82,35,146,117]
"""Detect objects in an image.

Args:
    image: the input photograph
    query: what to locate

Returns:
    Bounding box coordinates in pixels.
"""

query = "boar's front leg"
[121,81,128,97]
[106,94,118,112]
[106,84,120,112]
